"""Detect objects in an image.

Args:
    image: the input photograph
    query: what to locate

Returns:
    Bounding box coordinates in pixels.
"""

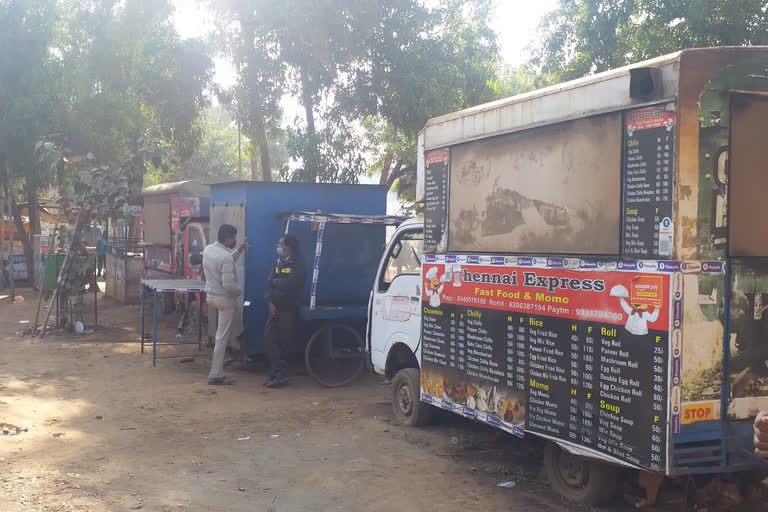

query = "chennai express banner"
[420,260,671,472]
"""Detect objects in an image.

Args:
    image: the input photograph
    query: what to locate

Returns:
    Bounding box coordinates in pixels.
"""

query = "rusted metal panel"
[728,94,768,257]
[448,113,622,255]
[675,48,768,261]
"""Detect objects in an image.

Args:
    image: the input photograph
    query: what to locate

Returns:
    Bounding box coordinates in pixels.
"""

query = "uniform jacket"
[265,254,306,310]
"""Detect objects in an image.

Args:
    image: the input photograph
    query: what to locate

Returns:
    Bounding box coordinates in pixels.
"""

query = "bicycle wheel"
[305,322,366,387]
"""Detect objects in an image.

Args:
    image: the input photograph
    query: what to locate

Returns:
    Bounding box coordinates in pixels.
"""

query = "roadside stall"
[104,205,143,304]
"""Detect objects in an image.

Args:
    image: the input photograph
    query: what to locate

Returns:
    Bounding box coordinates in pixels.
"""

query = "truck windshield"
[381,230,423,291]
[188,228,203,262]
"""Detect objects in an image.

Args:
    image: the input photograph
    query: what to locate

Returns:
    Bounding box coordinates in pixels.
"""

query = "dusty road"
[0,290,570,512]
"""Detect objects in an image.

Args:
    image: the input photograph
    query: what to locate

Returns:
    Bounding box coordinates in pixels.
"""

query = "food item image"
[421,372,444,397]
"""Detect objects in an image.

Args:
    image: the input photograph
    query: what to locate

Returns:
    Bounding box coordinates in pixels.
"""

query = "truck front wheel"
[543,441,617,506]
[392,368,432,427]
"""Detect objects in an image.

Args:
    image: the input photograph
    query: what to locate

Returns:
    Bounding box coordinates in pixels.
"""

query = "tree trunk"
[379,150,394,186]
[252,113,272,182]
[250,151,258,181]
[27,189,41,237]
[387,162,415,189]
[11,195,34,285]
[260,143,272,182]
[247,103,272,182]
[300,69,317,182]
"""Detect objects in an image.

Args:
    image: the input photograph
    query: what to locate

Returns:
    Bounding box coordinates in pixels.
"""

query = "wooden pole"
[0,193,5,290]
[7,169,14,303]
[32,213,64,335]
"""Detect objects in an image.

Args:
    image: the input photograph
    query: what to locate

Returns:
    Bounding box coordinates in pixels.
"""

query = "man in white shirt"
[202,224,247,385]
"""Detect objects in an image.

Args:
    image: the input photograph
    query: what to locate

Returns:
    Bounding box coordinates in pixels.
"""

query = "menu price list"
[424,150,450,253]
[422,304,668,472]
[622,108,675,258]
[423,306,526,393]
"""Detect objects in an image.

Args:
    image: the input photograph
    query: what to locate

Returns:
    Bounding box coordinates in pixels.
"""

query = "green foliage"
[211,0,505,189]
[533,0,768,83]
[1,0,213,279]
[0,0,61,187]
[347,0,505,203]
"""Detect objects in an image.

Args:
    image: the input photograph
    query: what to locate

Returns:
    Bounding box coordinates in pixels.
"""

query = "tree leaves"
[532,0,768,83]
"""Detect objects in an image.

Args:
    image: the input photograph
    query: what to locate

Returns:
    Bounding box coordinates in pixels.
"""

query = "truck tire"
[543,441,617,506]
[392,368,432,427]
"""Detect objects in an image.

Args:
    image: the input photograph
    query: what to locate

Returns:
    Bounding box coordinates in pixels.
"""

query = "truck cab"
[368,218,428,423]
[182,221,208,278]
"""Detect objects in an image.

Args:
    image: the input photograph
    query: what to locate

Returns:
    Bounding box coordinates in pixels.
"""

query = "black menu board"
[622,107,676,258]
[424,149,450,253]
[420,262,669,472]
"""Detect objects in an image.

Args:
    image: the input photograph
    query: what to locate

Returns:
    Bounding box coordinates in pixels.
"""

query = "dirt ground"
[0,288,576,512]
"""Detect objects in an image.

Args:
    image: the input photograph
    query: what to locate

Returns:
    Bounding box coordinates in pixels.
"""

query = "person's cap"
[426,267,438,279]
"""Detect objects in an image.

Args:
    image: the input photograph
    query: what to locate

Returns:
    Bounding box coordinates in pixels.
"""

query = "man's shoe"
[208,377,234,385]
[264,373,289,388]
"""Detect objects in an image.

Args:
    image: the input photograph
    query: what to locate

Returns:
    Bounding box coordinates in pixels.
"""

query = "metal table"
[140,279,205,366]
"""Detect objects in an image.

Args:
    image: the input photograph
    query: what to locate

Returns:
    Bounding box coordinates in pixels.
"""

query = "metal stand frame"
[140,280,204,366]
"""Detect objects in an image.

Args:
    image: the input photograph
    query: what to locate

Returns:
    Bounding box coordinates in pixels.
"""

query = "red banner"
[422,263,670,329]
[626,107,675,133]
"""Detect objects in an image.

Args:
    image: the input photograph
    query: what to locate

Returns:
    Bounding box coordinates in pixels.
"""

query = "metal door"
[208,204,246,339]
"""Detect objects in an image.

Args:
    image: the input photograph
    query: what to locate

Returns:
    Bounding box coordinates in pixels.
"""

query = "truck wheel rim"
[398,385,413,415]
[558,451,587,488]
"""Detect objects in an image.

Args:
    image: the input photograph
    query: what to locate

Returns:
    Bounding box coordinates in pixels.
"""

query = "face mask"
[277,247,284,257]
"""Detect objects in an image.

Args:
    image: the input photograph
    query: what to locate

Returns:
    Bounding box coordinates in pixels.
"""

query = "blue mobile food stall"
[209,181,401,385]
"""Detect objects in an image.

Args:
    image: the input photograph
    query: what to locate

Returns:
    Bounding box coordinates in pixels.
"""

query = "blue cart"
[209,181,400,385]
[283,212,406,386]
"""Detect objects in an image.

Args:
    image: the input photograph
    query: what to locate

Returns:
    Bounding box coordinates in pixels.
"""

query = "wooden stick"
[42,208,87,338]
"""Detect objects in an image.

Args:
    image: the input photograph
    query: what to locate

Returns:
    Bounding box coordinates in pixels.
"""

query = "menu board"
[420,258,670,472]
[424,149,450,253]
[622,107,676,258]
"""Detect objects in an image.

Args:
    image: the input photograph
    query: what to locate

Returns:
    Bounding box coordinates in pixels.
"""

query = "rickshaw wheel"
[305,322,365,388]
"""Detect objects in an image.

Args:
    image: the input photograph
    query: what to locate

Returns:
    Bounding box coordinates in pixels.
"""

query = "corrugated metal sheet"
[142,180,210,198]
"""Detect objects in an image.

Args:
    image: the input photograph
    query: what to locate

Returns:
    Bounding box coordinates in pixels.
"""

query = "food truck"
[368,47,768,504]
[141,180,210,328]
[141,180,210,281]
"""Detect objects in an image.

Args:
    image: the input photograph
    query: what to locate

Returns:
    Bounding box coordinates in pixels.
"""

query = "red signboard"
[422,263,670,328]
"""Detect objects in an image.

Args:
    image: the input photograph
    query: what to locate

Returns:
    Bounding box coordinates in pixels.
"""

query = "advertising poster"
[421,256,671,472]
[724,261,768,420]
[144,245,172,274]
[170,194,201,231]
[2,240,28,280]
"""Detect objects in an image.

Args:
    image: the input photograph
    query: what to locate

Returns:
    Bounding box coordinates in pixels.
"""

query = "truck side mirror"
[391,241,403,259]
